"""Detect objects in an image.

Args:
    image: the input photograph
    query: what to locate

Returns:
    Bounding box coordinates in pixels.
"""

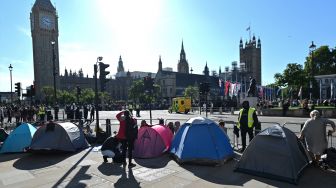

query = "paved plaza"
[1,110,336,187]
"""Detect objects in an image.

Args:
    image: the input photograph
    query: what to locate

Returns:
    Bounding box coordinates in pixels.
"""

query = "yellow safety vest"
[238,108,255,128]
[38,106,45,115]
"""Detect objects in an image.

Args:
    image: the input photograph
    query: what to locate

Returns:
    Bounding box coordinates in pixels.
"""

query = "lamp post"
[51,41,57,104]
[95,56,103,132]
[8,64,13,103]
[309,41,316,101]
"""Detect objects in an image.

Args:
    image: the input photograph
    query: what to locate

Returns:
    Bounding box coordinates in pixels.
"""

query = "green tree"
[41,86,55,105]
[304,45,336,76]
[58,90,76,105]
[274,63,307,98]
[80,88,95,104]
[128,79,160,104]
[184,85,199,105]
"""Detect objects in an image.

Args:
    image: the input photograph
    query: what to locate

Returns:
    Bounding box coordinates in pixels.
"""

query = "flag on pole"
[246,26,250,31]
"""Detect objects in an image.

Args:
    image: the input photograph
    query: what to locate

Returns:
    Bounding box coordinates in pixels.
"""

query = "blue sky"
[1,0,335,92]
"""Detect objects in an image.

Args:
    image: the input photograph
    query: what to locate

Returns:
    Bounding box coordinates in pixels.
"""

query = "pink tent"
[133,125,173,158]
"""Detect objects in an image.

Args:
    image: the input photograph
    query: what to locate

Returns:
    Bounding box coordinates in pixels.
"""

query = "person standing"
[90,105,95,121]
[7,106,12,123]
[83,104,89,121]
[115,110,138,168]
[135,104,140,117]
[38,104,46,122]
[237,100,259,152]
[300,110,336,164]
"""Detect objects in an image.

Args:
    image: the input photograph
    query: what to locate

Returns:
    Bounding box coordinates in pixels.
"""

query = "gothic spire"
[158,55,162,72]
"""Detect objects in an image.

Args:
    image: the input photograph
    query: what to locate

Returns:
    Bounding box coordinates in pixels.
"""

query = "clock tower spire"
[31,0,59,99]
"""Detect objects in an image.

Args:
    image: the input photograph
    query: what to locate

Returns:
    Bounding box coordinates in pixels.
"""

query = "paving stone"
[133,167,175,182]
[0,170,34,186]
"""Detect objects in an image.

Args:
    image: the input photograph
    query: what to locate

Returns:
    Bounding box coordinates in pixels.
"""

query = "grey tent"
[30,122,89,152]
[235,124,311,184]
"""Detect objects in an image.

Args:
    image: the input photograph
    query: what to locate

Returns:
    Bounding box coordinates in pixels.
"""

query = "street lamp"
[95,56,103,132]
[309,41,316,101]
[51,41,57,104]
[8,64,13,103]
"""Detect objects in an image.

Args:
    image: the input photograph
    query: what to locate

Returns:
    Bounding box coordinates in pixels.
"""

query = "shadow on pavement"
[114,168,140,188]
[60,165,92,188]
[181,159,336,188]
[97,162,124,176]
[134,153,170,168]
[13,152,72,170]
[0,153,28,163]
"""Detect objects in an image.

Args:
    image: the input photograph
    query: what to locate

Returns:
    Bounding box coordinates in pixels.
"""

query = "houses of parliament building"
[31,0,261,103]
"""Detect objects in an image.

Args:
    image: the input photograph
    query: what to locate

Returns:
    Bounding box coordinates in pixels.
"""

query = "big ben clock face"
[39,13,54,30]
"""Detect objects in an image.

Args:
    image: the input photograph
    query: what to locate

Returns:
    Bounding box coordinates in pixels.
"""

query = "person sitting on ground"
[218,119,227,134]
[140,120,150,128]
[101,136,122,163]
[299,110,336,165]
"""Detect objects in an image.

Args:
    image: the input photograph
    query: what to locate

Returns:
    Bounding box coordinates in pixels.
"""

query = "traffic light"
[199,82,210,94]
[31,85,35,96]
[15,82,21,97]
[99,62,110,92]
[144,76,154,92]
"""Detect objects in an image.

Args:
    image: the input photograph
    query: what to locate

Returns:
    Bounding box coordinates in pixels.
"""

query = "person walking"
[237,100,259,152]
[115,110,138,168]
[300,110,336,165]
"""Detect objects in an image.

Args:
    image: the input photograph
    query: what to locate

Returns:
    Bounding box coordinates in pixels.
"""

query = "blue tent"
[170,117,234,164]
[0,123,37,153]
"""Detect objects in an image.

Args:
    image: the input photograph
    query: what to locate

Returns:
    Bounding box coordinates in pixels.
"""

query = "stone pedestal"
[241,97,258,108]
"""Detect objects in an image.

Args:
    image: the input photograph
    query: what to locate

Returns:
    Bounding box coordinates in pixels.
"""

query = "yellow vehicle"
[169,97,191,114]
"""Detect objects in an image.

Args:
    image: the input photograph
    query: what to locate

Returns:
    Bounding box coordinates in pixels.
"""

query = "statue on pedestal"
[247,77,257,97]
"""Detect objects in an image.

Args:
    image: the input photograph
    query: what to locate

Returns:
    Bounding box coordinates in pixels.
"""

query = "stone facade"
[31,0,60,99]
[239,35,262,85]
[314,74,336,100]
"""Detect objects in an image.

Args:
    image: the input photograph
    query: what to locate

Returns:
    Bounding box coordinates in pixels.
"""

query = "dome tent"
[170,117,233,165]
[235,124,311,184]
[30,122,89,152]
[0,123,36,153]
[133,125,173,158]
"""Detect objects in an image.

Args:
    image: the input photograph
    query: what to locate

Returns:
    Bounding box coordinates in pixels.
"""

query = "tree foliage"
[184,85,199,104]
[128,79,160,104]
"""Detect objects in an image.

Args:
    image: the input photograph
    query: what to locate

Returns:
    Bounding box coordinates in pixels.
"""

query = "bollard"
[106,119,111,137]
[219,107,222,115]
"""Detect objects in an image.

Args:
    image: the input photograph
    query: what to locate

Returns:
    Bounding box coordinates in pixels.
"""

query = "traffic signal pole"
[94,64,99,132]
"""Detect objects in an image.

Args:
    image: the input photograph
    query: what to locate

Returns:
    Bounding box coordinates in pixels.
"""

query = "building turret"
[203,61,209,76]
[117,55,125,73]
[158,55,162,72]
[177,40,189,74]
[240,38,243,49]
[257,37,261,48]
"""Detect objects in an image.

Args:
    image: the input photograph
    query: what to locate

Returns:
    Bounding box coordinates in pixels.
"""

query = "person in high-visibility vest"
[237,100,259,152]
[38,104,46,122]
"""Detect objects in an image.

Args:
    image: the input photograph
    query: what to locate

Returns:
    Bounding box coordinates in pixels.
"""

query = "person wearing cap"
[300,110,336,164]
[237,100,259,152]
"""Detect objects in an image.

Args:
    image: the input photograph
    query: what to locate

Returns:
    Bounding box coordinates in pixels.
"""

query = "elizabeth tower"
[30,0,60,99]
